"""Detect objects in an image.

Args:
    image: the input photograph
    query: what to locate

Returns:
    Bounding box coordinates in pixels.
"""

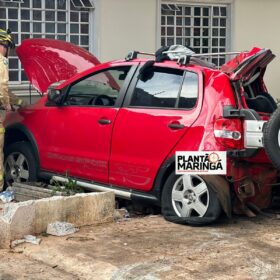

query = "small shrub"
[50,172,84,196]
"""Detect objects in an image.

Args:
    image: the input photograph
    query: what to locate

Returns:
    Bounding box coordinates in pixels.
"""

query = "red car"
[4,39,280,225]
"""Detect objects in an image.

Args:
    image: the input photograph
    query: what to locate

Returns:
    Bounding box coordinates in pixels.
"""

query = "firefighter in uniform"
[0,29,15,190]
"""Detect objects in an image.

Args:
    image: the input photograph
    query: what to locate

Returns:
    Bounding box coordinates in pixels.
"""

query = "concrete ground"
[1,210,280,280]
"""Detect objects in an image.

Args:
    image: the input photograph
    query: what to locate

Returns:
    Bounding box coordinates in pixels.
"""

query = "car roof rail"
[164,50,242,56]
[172,51,243,66]
[125,50,155,61]
[125,45,244,66]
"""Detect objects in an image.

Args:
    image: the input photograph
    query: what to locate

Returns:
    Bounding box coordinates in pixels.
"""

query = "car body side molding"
[39,172,159,205]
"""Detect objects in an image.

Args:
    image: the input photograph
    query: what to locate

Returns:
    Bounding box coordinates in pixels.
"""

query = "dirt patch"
[0,250,76,280]
[1,213,280,279]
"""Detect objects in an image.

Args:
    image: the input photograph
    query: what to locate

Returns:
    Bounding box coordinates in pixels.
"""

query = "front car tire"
[4,142,37,186]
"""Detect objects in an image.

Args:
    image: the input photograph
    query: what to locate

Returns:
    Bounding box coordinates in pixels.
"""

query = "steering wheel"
[89,95,115,106]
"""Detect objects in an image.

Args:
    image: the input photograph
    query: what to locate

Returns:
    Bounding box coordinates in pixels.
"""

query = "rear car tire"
[4,142,37,186]
[264,106,280,170]
[161,172,221,225]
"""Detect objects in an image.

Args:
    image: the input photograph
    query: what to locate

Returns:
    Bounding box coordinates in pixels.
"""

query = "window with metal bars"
[0,0,23,3]
[71,0,94,9]
[0,0,92,84]
[160,3,230,66]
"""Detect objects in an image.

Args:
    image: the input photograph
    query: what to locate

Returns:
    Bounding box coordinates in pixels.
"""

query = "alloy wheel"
[4,152,30,185]
[171,174,209,217]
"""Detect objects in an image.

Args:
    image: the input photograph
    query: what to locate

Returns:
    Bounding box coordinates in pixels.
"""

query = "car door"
[41,64,137,183]
[109,63,203,191]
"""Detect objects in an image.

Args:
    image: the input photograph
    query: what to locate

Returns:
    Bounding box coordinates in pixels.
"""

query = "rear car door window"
[65,66,131,106]
[130,67,184,108]
[130,67,198,109]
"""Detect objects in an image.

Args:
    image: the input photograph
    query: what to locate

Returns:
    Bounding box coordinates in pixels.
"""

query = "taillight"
[214,118,244,149]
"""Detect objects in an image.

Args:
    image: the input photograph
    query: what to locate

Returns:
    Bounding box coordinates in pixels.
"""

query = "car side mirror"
[47,88,64,105]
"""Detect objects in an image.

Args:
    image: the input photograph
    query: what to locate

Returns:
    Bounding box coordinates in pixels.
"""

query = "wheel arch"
[152,155,176,200]
[4,123,40,165]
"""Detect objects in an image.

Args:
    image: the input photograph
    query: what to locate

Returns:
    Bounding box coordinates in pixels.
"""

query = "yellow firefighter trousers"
[0,54,10,191]
[0,111,5,191]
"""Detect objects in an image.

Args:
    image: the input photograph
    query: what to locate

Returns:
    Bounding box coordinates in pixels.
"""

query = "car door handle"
[98,119,111,125]
[168,122,185,130]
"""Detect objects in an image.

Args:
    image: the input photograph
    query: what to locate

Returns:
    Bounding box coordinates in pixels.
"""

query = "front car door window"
[64,66,131,106]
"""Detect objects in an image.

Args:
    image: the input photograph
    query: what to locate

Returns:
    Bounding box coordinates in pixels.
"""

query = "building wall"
[6,0,278,100]
[94,0,157,62]
[96,0,280,99]
[233,0,280,98]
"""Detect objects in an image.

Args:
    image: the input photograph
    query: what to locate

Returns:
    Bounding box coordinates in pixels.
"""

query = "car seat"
[246,92,277,113]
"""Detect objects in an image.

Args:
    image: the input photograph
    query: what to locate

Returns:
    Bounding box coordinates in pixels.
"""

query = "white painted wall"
[94,0,157,62]
[232,0,279,98]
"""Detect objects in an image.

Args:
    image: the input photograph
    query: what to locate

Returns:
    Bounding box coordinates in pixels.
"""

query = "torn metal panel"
[201,175,231,218]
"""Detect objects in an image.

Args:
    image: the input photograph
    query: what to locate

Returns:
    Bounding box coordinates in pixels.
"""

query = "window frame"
[60,64,138,108]
[71,0,94,9]
[124,63,201,111]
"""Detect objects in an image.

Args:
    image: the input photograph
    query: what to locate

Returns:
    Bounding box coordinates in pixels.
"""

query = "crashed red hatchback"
[4,39,280,225]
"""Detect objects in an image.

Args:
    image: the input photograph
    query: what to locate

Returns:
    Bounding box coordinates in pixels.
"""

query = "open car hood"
[221,47,275,82]
[17,39,101,93]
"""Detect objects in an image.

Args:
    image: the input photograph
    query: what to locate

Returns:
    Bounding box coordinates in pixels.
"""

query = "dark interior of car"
[131,88,197,109]
[243,70,277,113]
[65,94,116,106]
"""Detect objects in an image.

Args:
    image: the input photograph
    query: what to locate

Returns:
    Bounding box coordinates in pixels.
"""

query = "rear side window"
[178,72,198,109]
[130,67,198,109]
